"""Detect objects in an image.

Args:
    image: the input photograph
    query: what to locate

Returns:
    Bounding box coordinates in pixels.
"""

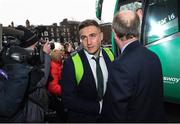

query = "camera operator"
[0,25,38,122]
[0,25,51,122]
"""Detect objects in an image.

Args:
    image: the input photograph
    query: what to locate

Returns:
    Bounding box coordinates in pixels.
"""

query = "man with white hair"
[101,10,166,122]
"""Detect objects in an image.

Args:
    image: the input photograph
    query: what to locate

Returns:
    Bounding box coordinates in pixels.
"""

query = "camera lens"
[50,43,55,50]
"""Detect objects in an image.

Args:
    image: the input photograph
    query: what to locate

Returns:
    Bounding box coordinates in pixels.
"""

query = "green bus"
[96,0,180,104]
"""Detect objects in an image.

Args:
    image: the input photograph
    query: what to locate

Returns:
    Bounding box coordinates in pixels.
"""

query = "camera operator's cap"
[16,25,39,48]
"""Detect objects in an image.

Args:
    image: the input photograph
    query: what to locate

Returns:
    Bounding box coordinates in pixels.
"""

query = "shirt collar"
[84,48,103,61]
[121,40,135,54]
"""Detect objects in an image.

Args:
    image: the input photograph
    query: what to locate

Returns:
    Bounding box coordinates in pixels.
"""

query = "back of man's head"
[112,10,140,40]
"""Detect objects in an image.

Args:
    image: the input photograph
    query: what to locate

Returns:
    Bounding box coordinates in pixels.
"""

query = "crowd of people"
[0,9,167,122]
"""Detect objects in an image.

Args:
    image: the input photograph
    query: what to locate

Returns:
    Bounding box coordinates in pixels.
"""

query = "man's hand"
[43,41,51,55]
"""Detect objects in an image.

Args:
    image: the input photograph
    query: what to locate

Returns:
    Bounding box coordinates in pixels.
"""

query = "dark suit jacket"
[101,41,166,122]
[61,49,112,122]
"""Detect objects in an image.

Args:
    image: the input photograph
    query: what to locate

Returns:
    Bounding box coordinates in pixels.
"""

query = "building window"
[44,31,49,36]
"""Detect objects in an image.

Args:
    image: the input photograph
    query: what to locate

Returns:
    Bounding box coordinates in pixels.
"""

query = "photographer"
[15,25,51,122]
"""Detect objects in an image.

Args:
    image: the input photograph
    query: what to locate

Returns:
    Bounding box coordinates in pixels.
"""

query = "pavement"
[164,102,180,122]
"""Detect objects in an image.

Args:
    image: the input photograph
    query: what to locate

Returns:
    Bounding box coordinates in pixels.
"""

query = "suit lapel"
[102,49,112,72]
[78,50,97,88]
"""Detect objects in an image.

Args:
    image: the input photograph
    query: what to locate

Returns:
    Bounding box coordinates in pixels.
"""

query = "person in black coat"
[0,54,29,122]
[101,10,166,122]
[61,19,113,122]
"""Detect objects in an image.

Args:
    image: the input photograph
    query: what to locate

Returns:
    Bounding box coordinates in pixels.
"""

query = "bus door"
[142,0,180,103]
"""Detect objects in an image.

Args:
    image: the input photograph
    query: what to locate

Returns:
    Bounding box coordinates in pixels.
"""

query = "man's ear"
[113,30,118,41]
[100,31,103,41]
[112,30,122,49]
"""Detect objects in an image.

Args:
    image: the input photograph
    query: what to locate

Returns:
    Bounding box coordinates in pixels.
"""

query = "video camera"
[0,24,46,67]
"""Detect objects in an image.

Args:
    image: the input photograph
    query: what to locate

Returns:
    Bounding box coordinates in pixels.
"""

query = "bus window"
[144,0,179,44]
[101,0,116,23]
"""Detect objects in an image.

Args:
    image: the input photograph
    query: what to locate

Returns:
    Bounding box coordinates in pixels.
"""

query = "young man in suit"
[61,19,114,122]
[101,10,166,122]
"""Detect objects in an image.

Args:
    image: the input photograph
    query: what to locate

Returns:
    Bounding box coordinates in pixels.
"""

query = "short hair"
[78,19,101,32]
[136,7,142,12]
[112,11,140,39]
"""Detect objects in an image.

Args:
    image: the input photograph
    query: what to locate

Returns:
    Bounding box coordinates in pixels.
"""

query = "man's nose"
[87,37,92,45]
